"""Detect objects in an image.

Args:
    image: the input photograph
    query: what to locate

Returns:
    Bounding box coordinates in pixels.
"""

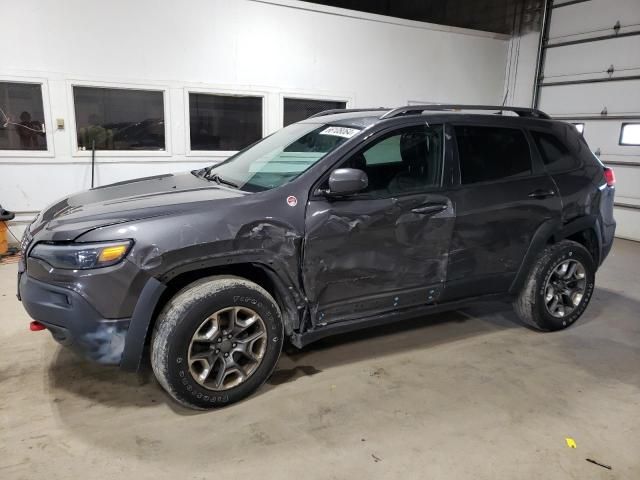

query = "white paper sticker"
[319,126,359,139]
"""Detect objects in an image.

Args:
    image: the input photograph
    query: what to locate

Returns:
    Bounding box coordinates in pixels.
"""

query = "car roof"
[298,105,556,129]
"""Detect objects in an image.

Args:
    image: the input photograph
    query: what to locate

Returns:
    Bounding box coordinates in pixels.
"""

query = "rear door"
[443,123,562,300]
[302,122,456,325]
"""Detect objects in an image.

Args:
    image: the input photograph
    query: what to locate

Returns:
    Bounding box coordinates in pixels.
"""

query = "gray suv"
[18,104,616,409]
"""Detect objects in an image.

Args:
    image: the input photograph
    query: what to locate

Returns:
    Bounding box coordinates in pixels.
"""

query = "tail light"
[604,167,616,187]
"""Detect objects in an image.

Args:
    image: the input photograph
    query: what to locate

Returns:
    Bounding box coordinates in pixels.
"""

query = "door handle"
[411,203,448,215]
[528,189,556,199]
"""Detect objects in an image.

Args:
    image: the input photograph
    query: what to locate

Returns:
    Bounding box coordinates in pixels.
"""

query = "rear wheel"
[151,276,283,409]
[514,240,595,331]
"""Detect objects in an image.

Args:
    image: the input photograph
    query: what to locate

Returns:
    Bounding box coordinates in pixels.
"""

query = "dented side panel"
[303,193,455,325]
[74,190,308,318]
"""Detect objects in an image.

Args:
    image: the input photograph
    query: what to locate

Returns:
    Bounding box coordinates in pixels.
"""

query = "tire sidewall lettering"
[168,285,282,407]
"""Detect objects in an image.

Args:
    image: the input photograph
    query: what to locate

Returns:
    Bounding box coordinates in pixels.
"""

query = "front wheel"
[514,240,595,331]
[151,276,284,409]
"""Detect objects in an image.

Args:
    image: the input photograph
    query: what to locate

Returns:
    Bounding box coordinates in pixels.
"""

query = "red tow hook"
[29,321,46,331]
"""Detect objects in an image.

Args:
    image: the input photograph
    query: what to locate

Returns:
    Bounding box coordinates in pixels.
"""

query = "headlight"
[30,240,133,270]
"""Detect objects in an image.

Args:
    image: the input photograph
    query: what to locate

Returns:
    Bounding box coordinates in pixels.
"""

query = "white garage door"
[535,0,640,241]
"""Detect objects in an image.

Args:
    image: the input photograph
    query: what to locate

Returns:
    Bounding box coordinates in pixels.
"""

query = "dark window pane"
[531,131,579,172]
[73,86,165,151]
[342,124,443,196]
[0,82,47,150]
[455,126,531,185]
[189,94,262,151]
[283,98,346,126]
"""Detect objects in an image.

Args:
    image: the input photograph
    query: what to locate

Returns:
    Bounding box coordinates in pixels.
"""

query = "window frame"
[619,122,640,146]
[68,80,172,158]
[0,76,54,158]
[311,120,446,200]
[279,91,352,128]
[450,121,542,188]
[185,87,268,158]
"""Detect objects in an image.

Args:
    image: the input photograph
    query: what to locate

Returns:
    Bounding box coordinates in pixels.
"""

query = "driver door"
[302,123,456,326]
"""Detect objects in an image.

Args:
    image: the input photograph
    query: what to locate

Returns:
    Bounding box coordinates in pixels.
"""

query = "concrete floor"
[1,240,638,479]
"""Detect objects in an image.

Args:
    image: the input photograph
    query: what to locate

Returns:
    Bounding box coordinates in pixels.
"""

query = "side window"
[531,131,580,172]
[0,81,47,151]
[363,135,403,165]
[455,125,532,184]
[341,124,443,196]
[73,86,165,151]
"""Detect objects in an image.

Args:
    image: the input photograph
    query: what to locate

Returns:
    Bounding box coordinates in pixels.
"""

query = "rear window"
[455,125,532,184]
[531,131,579,173]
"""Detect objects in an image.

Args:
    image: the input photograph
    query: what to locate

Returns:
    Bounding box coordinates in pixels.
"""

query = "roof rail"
[308,107,389,119]
[379,104,551,120]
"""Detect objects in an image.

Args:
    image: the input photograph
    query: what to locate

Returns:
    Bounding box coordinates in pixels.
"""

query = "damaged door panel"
[302,122,455,326]
[303,194,454,324]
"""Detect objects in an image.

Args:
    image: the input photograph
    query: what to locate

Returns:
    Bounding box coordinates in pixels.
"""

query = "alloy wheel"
[187,306,267,391]
[543,259,587,318]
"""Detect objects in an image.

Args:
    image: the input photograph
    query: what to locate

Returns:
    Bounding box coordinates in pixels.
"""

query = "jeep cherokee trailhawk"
[18,104,616,409]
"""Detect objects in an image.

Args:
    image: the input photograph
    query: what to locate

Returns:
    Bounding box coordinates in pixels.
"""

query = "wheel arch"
[510,215,602,294]
[121,259,304,372]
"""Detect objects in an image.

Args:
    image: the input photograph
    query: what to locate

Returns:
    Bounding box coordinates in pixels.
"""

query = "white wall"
[0,0,509,239]
[502,30,541,107]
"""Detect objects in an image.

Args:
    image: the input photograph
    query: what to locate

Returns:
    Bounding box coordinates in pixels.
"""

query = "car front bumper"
[19,273,131,365]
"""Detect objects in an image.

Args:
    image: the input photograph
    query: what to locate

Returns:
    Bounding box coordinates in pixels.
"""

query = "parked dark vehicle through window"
[73,86,165,151]
[0,81,47,151]
[189,93,262,151]
[455,125,531,184]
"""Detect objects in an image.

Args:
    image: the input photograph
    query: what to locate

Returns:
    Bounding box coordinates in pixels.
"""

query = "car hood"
[30,172,247,241]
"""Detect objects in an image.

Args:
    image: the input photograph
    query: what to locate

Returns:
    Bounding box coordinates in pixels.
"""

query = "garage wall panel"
[544,36,640,80]
[581,121,640,157]
[538,0,640,240]
[608,164,640,202]
[539,80,640,115]
[549,0,640,44]
[612,207,640,240]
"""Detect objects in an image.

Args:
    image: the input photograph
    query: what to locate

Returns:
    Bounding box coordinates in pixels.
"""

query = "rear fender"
[509,216,601,294]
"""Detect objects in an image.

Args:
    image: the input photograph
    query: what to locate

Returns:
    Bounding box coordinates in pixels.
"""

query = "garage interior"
[1,0,639,478]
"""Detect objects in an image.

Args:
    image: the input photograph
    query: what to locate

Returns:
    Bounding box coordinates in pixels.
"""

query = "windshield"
[199,123,361,192]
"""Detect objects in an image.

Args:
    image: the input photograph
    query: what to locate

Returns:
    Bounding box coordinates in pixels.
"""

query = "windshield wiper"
[207,172,239,189]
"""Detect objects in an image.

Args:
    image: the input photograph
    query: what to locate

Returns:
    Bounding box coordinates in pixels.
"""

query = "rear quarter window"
[531,130,580,173]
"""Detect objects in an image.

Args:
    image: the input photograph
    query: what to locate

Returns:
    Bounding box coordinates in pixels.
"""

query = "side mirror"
[327,168,368,196]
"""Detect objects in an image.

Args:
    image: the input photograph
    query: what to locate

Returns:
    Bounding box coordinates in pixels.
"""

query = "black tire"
[151,275,283,410]
[514,240,595,331]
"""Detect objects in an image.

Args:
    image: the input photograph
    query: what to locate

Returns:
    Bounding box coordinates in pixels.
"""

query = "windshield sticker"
[320,126,359,138]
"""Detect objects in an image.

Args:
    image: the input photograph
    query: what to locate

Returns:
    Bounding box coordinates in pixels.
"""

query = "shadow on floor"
[45,287,640,413]
[45,300,517,413]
